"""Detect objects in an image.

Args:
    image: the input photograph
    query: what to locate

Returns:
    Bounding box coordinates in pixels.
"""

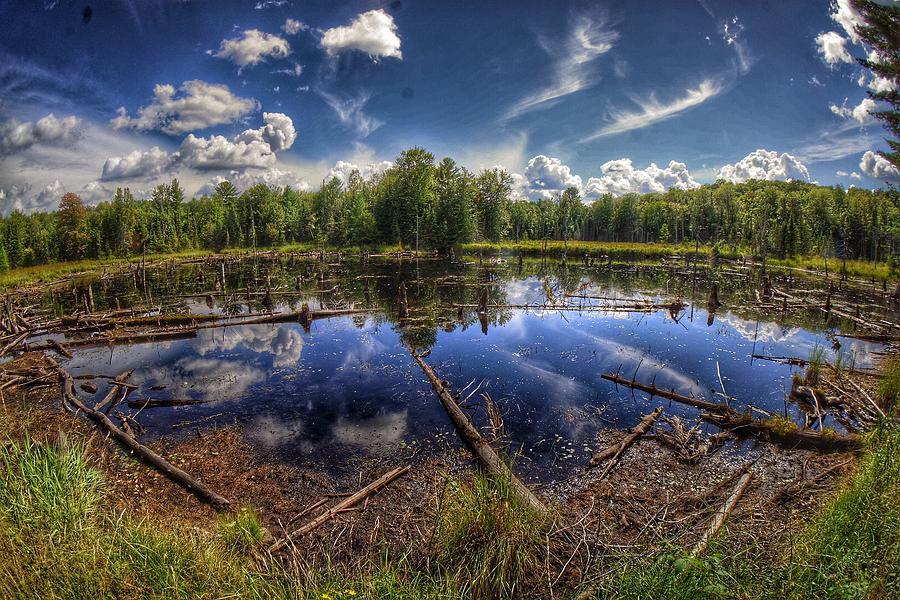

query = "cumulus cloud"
[101,146,175,181]
[326,159,393,185]
[869,76,896,94]
[211,29,291,69]
[282,18,307,35]
[815,31,853,65]
[523,155,582,198]
[198,167,311,196]
[321,9,402,60]
[716,149,810,183]
[0,113,81,155]
[100,112,297,180]
[831,0,865,44]
[317,90,382,137]
[583,159,699,198]
[829,97,876,125]
[581,79,723,141]
[860,150,900,181]
[110,80,258,135]
[836,170,862,180]
[505,12,618,119]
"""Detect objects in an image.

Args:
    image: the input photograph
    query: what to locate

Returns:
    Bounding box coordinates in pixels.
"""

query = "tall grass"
[879,355,900,414]
[0,435,458,599]
[433,471,549,599]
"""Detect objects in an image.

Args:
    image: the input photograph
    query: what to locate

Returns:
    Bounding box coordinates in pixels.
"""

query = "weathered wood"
[590,407,663,476]
[691,470,753,557]
[409,349,549,516]
[268,465,410,553]
[57,367,230,510]
[601,372,861,452]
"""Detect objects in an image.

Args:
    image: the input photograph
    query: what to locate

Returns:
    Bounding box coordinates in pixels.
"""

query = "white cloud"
[254,0,286,8]
[716,149,810,183]
[524,155,582,198]
[581,79,723,141]
[835,170,862,180]
[282,18,307,35]
[34,179,65,208]
[100,112,297,180]
[198,167,311,196]
[274,63,303,77]
[860,150,900,181]
[0,113,81,155]
[211,29,291,69]
[869,76,896,94]
[505,13,618,120]
[584,159,699,198]
[815,31,853,65]
[317,90,382,137]
[321,9,402,60]
[110,81,258,135]
[101,146,175,181]
[326,159,392,184]
[831,0,865,45]
[829,97,876,125]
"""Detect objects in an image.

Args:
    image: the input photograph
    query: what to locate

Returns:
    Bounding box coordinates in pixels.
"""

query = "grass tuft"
[433,471,548,599]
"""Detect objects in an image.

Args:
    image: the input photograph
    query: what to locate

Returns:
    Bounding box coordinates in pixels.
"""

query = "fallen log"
[590,407,663,478]
[601,372,861,452]
[94,370,133,413]
[700,412,860,452]
[127,398,212,409]
[691,470,753,557]
[56,367,230,510]
[268,465,410,553]
[409,349,549,517]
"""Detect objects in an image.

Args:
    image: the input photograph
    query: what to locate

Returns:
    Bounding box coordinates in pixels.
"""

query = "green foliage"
[433,471,548,599]
[1,152,898,271]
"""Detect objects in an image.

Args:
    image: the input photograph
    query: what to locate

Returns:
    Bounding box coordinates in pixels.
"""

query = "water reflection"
[56,254,892,481]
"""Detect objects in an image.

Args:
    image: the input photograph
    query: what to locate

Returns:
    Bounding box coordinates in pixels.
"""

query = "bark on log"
[268,465,410,553]
[601,372,861,452]
[691,470,752,557]
[409,349,549,517]
[57,368,230,510]
[590,407,663,477]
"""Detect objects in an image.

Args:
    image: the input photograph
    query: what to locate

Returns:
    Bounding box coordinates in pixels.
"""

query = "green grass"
[587,425,900,600]
[432,471,549,599]
[0,434,458,599]
[806,345,826,386]
[879,355,900,414]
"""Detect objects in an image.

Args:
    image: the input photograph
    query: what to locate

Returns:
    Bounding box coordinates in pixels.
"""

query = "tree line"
[0,146,898,271]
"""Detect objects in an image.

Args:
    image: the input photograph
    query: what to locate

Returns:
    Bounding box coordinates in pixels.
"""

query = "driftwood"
[409,349,549,516]
[57,367,230,510]
[691,470,753,557]
[601,372,861,452]
[268,465,410,553]
[93,370,134,413]
[590,407,663,477]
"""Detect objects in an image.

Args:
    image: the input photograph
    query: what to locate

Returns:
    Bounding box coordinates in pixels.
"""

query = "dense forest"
[1,146,898,271]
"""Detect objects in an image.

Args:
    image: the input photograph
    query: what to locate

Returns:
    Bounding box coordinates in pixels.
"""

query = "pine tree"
[852,0,900,169]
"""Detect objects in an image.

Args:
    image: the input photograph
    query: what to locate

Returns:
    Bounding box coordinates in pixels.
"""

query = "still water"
[54,255,886,481]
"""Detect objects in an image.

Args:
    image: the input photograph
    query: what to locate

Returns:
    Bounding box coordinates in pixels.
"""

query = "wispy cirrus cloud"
[580,79,723,142]
[503,12,618,121]
[317,90,383,137]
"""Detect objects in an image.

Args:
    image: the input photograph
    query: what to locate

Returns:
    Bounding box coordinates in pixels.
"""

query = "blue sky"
[0,0,897,214]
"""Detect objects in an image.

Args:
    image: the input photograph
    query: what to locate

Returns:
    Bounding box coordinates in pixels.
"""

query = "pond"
[49,253,889,482]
